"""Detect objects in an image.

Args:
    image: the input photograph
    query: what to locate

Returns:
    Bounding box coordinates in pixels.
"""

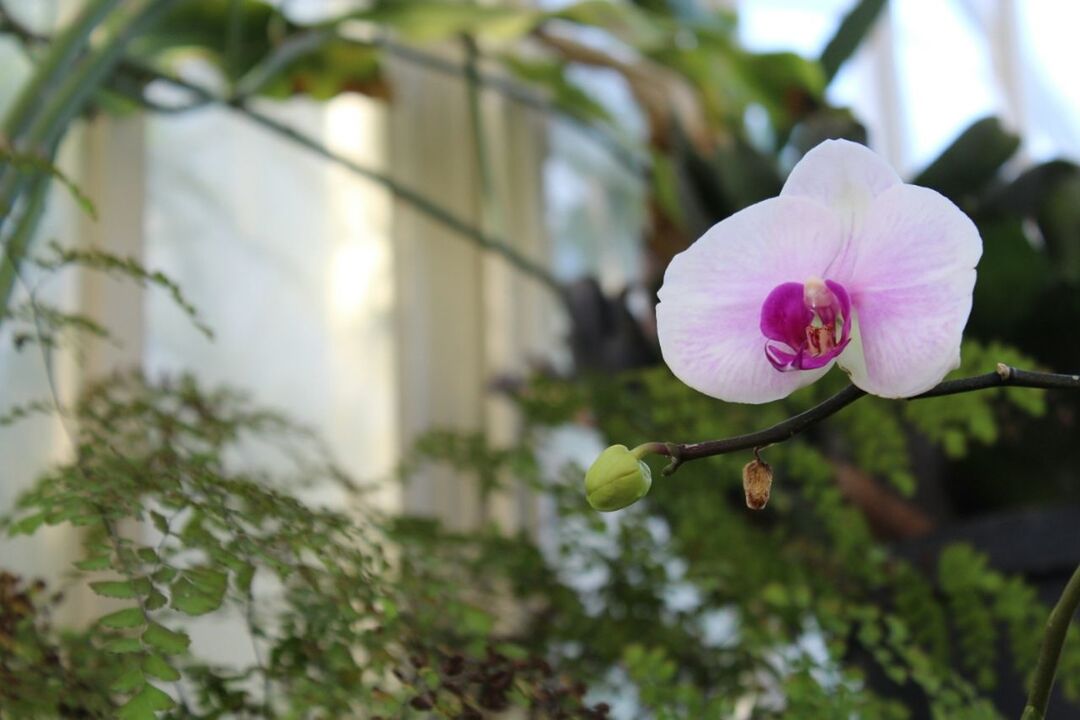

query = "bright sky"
[737,0,1080,171]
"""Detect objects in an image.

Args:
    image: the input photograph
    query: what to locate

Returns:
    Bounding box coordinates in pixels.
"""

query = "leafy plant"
[2,1,1080,719]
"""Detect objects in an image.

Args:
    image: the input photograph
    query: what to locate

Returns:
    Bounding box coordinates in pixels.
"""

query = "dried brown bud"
[743,457,773,510]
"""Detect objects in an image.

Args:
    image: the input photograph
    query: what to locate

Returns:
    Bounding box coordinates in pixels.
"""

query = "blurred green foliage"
[1,371,608,719]
[2,0,1080,718]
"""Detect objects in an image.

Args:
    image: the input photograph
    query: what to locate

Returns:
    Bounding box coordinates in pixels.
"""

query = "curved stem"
[1,4,647,175]
[374,37,646,175]
[0,0,119,223]
[1022,563,1080,719]
[0,0,122,142]
[0,0,183,328]
[114,60,569,305]
[0,168,51,315]
[657,365,1080,475]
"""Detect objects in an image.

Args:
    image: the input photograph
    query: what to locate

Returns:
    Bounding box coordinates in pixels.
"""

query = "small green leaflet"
[117,683,175,720]
[103,637,143,654]
[98,607,146,629]
[171,568,227,616]
[90,577,152,599]
[142,623,191,655]
[143,653,181,682]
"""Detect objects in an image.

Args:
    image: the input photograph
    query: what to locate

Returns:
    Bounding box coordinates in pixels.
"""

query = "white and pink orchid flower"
[656,139,982,403]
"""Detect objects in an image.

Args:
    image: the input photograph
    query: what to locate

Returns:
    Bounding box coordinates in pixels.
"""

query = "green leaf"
[75,554,112,571]
[133,0,276,79]
[143,653,182,682]
[0,148,98,219]
[967,219,1051,339]
[35,243,213,339]
[234,562,255,595]
[44,498,97,525]
[461,606,493,636]
[495,642,529,661]
[651,150,684,226]
[711,138,783,213]
[502,56,613,124]
[171,569,227,616]
[117,683,175,720]
[819,0,888,83]
[152,566,178,584]
[1038,171,1080,281]
[913,116,1020,200]
[555,0,669,50]
[256,39,387,102]
[9,512,46,536]
[142,623,191,655]
[112,667,145,694]
[788,107,867,156]
[91,580,138,599]
[188,567,228,593]
[356,0,540,42]
[150,510,170,534]
[104,637,143,654]
[145,590,168,611]
[379,598,399,622]
[99,607,146,629]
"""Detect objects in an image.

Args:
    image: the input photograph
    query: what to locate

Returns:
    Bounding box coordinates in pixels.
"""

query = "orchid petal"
[656,197,845,403]
[837,184,982,398]
[782,139,901,236]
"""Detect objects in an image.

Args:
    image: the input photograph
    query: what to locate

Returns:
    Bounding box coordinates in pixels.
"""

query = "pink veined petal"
[836,184,983,398]
[782,139,901,238]
[656,196,846,404]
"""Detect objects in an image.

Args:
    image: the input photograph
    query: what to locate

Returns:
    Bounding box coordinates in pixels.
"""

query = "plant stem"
[0,0,123,142]
[1,4,647,175]
[114,60,569,304]
[463,34,502,247]
[1022,563,1080,719]
[463,31,498,525]
[0,169,50,315]
[375,37,646,175]
[656,365,1080,475]
[0,0,187,329]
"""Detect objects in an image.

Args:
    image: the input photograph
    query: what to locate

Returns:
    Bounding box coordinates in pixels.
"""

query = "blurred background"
[1,0,1079,718]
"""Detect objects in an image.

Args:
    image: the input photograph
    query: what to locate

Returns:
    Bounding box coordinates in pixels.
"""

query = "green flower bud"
[585,444,652,512]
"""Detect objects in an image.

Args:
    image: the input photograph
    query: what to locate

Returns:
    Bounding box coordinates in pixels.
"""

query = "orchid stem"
[638,365,1080,476]
[1021,563,1080,720]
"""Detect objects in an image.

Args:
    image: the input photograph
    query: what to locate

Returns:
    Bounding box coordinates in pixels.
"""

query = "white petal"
[836,184,982,398]
[782,139,901,235]
[656,196,846,403]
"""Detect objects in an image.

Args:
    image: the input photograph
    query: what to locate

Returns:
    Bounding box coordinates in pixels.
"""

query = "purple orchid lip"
[760,278,852,372]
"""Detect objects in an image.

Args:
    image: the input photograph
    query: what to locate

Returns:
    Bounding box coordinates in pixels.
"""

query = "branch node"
[661,443,683,476]
[996,362,1013,381]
